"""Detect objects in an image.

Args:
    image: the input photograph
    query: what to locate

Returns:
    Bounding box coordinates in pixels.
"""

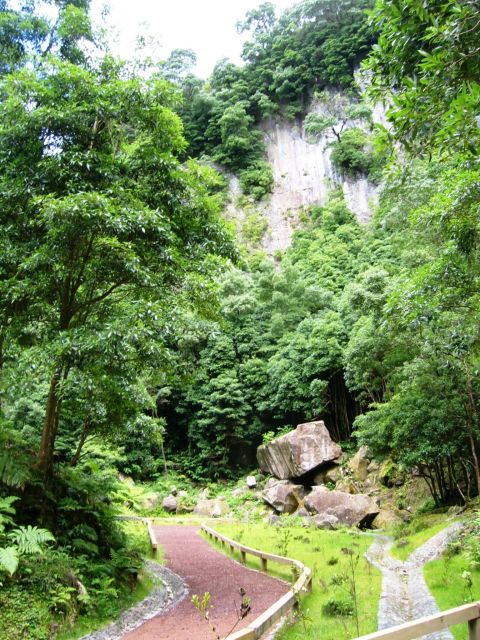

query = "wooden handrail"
[355,602,480,640]
[201,524,312,640]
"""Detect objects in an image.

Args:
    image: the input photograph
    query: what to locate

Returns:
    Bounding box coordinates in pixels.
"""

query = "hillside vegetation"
[0,0,480,637]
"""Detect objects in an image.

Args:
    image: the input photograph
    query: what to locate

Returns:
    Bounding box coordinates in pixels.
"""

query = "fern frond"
[0,546,19,575]
[8,525,55,554]
[0,452,31,488]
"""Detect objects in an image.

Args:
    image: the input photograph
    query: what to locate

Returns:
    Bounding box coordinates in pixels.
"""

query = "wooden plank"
[355,603,480,640]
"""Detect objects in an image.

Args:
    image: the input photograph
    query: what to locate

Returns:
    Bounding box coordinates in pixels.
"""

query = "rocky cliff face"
[226,96,386,255]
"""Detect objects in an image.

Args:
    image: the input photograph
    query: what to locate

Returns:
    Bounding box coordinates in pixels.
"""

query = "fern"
[0,546,19,575]
[7,525,55,555]
[0,450,31,488]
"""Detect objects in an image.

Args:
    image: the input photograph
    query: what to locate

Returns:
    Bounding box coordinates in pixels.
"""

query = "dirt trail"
[124,525,290,640]
[365,523,463,640]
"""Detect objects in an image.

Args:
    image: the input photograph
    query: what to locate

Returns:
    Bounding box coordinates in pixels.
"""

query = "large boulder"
[162,495,178,513]
[262,478,305,514]
[257,421,342,480]
[304,486,379,527]
[194,499,228,518]
[348,446,371,482]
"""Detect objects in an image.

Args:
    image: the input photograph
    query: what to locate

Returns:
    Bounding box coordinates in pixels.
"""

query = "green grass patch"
[425,553,480,640]
[390,514,451,561]
[211,522,382,640]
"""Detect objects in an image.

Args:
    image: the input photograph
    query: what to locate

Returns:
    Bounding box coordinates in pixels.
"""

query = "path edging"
[201,524,312,640]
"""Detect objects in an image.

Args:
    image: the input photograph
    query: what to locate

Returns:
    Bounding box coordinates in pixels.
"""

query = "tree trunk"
[465,365,480,496]
[70,418,91,467]
[37,370,62,481]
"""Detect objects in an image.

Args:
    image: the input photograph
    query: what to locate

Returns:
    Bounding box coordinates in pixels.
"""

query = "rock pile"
[258,420,380,528]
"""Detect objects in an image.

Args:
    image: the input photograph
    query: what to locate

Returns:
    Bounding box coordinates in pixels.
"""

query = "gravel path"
[123,525,290,640]
[80,561,187,640]
[365,523,463,640]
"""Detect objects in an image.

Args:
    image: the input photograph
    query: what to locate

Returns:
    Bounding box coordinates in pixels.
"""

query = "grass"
[424,553,480,640]
[390,514,452,561]
[211,522,382,640]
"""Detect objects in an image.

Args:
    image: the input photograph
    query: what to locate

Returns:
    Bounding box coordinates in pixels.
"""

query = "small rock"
[162,496,178,513]
[198,488,209,500]
[178,490,188,498]
[246,475,257,488]
[232,487,246,498]
[170,486,178,496]
[268,513,281,526]
[313,514,340,530]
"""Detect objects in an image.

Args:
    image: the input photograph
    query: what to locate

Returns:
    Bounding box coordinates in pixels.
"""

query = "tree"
[0,55,234,484]
[364,0,480,154]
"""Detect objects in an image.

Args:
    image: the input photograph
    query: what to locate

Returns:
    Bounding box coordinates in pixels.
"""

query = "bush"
[330,128,371,177]
[322,595,354,617]
[239,161,274,201]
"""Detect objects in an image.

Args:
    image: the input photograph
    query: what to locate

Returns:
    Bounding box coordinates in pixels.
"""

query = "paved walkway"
[365,523,463,640]
[124,525,290,640]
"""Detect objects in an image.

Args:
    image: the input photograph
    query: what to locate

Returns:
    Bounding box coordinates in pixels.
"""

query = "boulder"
[246,475,257,488]
[372,508,403,529]
[141,493,161,510]
[162,495,178,513]
[257,421,342,480]
[313,513,340,530]
[262,478,305,514]
[304,486,379,527]
[194,499,228,518]
[335,480,357,494]
[348,446,371,481]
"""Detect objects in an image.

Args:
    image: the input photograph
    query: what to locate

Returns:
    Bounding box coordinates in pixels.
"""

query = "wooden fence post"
[469,618,480,640]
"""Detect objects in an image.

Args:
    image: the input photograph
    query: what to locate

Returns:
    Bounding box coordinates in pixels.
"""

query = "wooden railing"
[201,524,312,640]
[355,602,480,640]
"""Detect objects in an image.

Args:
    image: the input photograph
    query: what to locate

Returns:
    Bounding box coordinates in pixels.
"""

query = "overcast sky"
[90,0,296,78]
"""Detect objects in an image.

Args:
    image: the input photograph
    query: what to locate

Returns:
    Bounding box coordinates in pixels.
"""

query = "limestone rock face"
[193,499,228,518]
[304,486,379,527]
[262,478,305,514]
[257,421,342,480]
[162,496,178,513]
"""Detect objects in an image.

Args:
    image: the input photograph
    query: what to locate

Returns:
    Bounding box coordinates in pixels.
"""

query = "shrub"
[239,161,274,201]
[330,128,371,177]
[322,595,354,617]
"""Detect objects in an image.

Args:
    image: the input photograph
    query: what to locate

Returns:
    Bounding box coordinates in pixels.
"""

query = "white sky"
[90,0,296,78]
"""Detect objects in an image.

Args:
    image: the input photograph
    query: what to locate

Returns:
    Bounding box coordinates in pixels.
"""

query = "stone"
[141,493,161,510]
[246,475,257,488]
[170,486,178,496]
[257,421,342,480]
[178,490,188,498]
[262,478,305,514]
[295,506,310,518]
[304,486,379,527]
[193,499,228,518]
[372,508,403,529]
[313,513,340,530]
[232,487,247,498]
[162,495,178,513]
[367,460,380,474]
[118,473,135,486]
[335,480,357,494]
[198,488,209,500]
[348,446,371,482]
[268,513,281,526]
